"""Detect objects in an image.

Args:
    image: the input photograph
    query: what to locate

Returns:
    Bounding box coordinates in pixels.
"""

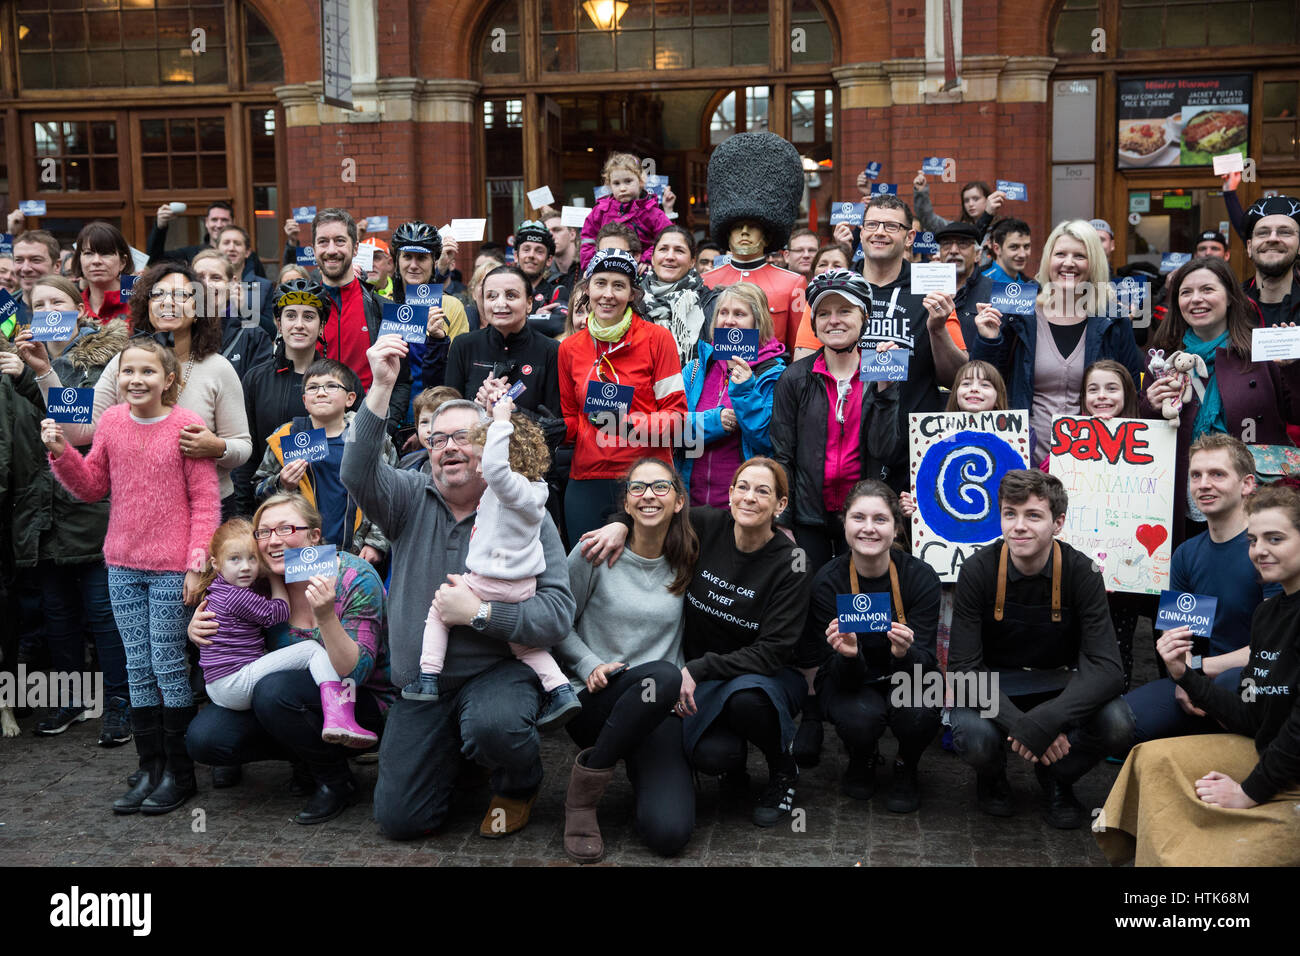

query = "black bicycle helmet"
[392,219,443,259]
[804,268,874,332]
[515,219,556,256]
[273,278,333,320]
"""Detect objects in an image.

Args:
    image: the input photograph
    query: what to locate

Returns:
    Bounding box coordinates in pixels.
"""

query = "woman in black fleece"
[1096,482,1300,866]
[802,480,942,813]
[674,457,813,826]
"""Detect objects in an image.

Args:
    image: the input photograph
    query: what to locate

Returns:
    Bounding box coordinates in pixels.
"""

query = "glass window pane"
[18,15,51,51]
[654,28,690,69]
[1253,0,1296,41]
[540,33,576,72]
[541,0,574,31]
[51,11,88,48]
[198,117,224,151]
[142,155,170,190]
[200,154,226,188]
[1164,4,1206,45]
[62,158,89,191]
[1053,10,1097,53]
[482,31,519,74]
[1262,82,1298,119]
[55,53,90,87]
[1262,119,1299,160]
[156,9,189,44]
[1119,7,1163,49]
[694,0,728,26]
[616,30,652,70]
[140,119,167,153]
[87,12,122,48]
[21,54,55,89]
[88,49,123,86]
[194,47,226,83]
[92,158,119,191]
[694,27,729,67]
[493,0,520,28]
[34,122,60,156]
[90,121,116,154]
[732,24,767,65]
[791,90,816,143]
[171,155,198,189]
[124,50,158,85]
[745,86,769,133]
[655,0,689,27]
[731,0,767,24]
[170,118,196,150]
[619,1,652,29]
[159,48,193,83]
[578,32,613,71]
[710,91,735,145]
[1205,2,1250,45]
[122,11,156,49]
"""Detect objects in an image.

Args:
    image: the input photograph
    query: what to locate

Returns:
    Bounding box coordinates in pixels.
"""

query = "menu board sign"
[1116,74,1250,169]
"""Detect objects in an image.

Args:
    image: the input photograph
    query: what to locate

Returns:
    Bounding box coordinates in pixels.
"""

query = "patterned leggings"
[106,566,193,709]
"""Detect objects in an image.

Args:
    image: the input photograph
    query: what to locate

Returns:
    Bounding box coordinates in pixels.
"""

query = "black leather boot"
[142,705,198,815]
[113,706,163,814]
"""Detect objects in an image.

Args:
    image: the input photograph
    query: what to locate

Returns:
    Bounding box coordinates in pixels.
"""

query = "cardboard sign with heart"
[1135,523,1168,557]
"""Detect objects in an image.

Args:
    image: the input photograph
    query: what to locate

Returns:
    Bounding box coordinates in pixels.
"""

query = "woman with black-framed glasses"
[554,458,698,861]
[73,261,252,532]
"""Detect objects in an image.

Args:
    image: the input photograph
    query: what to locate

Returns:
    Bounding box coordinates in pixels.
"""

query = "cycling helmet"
[392,220,443,259]
[515,219,556,256]
[805,268,873,320]
[273,278,332,320]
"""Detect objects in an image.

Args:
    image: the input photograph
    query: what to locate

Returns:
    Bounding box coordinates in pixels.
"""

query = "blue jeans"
[39,559,128,701]
[106,566,191,708]
[373,658,543,839]
[1124,668,1243,747]
[950,694,1135,785]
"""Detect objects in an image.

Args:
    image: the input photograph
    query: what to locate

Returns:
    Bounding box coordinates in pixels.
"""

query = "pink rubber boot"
[320,681,378,749]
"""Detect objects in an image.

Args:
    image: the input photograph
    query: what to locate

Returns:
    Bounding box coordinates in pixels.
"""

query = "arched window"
[14,0,283,89]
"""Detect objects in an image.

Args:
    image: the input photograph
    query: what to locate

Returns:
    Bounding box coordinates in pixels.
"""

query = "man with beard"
[313,207,409,435]
[1242,195,1300,328]
[514,219,568,338]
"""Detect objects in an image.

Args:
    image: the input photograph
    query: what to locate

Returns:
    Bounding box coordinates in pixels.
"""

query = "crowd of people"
[1,131,1297,866]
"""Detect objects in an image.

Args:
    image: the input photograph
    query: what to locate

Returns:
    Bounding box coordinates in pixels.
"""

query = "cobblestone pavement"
[0,628,1154,867]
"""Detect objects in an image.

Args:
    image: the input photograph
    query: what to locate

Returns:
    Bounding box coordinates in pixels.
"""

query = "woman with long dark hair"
[1143,255,1300,537]
[556,457,699,861]
[76,261,252,528]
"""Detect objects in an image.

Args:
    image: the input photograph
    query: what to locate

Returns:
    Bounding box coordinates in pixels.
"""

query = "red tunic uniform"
[703,257,808,355]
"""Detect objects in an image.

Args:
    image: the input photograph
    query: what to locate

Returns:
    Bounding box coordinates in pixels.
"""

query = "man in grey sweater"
[341,333,576,840]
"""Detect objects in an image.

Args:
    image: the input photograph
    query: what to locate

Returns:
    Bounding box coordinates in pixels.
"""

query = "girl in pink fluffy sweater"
[578,151,675,272]
[43,338,221,816]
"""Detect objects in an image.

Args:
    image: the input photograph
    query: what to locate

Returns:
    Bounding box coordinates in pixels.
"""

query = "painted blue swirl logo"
[915,430,1024,543]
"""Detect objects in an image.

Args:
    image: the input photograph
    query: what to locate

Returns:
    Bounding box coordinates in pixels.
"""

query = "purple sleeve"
[225,586,291,628]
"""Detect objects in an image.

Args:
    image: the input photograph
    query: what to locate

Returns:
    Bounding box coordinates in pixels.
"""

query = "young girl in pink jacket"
[579,152,674,272]
[43,338,221,817]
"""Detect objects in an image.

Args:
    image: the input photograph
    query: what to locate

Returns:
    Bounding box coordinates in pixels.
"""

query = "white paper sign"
[450,219,486,242]
[353,242,375,272]
[1252,326,1300,362]
[527,186,555,208]
[909,262,957,296]
[1212,152,1244,175]
[561,205,593,228]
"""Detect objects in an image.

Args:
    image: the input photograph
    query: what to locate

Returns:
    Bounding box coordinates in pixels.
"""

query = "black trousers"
[819,677,941,764]
[566,660,694,856]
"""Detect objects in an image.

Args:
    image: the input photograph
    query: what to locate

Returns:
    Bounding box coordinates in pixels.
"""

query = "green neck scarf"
[588,307,634,343]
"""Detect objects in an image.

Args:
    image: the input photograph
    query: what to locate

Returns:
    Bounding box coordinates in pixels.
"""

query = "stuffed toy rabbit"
[1158,349,1208,424]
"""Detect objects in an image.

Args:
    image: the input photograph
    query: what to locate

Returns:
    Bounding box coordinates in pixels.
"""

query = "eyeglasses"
[1252,226,1299,240]
[149,288,197,302]
[861,220,909,235]
[428,429,473,449]
[938,239,976,250]
[304,382,348,395]
[253,524,311,540]
[628,479,674,498]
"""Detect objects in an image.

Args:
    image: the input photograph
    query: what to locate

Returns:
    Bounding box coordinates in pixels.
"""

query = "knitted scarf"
[1182,329,1228,439]
[588,306,634,343]
[640,270,707,365]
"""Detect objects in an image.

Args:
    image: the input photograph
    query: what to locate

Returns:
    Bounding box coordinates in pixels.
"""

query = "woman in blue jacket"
[969,219,1144,464]
[680,282,785,507]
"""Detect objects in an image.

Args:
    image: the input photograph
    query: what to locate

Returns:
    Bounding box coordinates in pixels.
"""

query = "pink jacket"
[50,403,221,573]
[579,194,673,270]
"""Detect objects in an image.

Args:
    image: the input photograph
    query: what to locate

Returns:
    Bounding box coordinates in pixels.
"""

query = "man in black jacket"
[312,208,409,436]
[147,201,267,278]
[947,470,1132,829]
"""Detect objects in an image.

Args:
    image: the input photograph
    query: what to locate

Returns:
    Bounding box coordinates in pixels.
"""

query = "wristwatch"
[470,602,491,631]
